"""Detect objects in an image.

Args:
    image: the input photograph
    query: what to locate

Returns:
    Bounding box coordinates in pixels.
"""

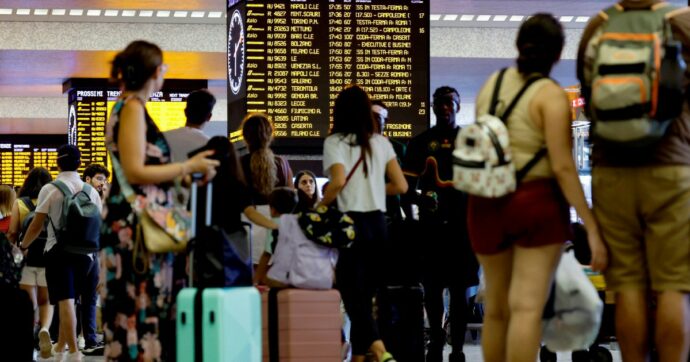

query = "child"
[254,187,298,287]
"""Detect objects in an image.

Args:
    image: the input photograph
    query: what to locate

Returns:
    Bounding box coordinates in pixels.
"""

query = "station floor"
[37,343,623,361]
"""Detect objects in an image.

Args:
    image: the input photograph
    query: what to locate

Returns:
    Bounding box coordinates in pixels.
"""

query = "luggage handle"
[188,173,213,288]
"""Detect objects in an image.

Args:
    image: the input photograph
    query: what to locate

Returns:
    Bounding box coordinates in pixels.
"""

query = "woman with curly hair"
[240,113,294,264]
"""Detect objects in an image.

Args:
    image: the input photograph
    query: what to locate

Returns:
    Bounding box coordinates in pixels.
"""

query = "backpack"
[542,250,603,352]
[268,214,337,290]
[18,197,48,266]
[48,181,101,254]
[585,2,686,147]
[452,68,547,198]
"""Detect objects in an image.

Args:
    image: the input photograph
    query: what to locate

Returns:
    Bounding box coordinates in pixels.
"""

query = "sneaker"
[77,335,85,350]
[37,328,53,359]
[82,341,105,356]
[51,344,66,360]
[381,352,397,362]
[65,350,84,362]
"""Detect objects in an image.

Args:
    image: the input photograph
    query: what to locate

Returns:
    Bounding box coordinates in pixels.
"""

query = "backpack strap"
[488,68,508,116]
[19,197,35,212]
[516,148,548,183]
[48,180,72,238]
[499,75,545,123]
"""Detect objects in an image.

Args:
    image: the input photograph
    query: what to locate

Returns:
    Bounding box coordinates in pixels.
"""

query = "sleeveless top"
[240,153,292,205]
[475,67,555,181]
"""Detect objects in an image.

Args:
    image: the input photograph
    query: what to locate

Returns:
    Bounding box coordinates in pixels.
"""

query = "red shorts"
[468,179,571,255]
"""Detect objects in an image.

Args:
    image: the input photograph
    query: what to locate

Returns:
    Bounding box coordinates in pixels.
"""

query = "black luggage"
[377,284,425,362]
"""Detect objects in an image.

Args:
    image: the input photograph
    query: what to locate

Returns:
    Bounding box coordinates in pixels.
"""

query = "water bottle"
[657,40,686,121]
[12,245,23,264]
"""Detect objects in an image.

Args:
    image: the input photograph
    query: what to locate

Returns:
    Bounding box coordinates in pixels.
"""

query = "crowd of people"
[1,2,690,362]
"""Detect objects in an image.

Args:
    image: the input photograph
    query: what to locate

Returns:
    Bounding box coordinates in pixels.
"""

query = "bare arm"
[243,206,278,229]
[536,83,607,271]
[320,163,346,207]
[7,201,20,244]
[385,158,408,195]
[19,212,47,250]
[118,99,219,185]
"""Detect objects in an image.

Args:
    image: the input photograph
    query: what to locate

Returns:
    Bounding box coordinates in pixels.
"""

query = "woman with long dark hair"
[322,85,408,362]
[468,14,607,362]
[293,170,321,211]
[8,167,53,358]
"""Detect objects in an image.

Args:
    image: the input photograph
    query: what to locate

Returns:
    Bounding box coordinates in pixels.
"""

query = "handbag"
[298,153,363,249]
[0,233,24,288]
[110,151,191,255]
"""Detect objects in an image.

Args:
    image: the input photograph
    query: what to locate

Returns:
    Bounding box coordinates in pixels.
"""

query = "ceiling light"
[191,11,205,18]
[476,15,491,21]
[575,16,590,23]
[87,9,102,16]
[208,11,223,18]
[104,10,118,16]
[139,10,154,17]
[0,9,11,15]
[509,15,524,22]
[560,16,574,22]
[174,11,188,17]
[443,14,458,21]
[34,9,49,16]
[429,14,441,21]
[459,15,474,21]
[156,10,171,17]
[16,9,31,15]
[52,9,66,16]
[493,15,508,21]
[69,9,84,16]
[121,10,136,17]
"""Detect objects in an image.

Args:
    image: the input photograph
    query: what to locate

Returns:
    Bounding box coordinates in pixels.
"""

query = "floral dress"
[101,96,182,362]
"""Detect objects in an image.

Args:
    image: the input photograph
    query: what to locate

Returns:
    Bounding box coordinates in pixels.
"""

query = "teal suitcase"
[176,288,199,362]
[202,288,262,362]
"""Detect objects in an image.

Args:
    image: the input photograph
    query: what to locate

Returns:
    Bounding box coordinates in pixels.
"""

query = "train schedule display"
[0,135,66,187]
[228,0,430,150]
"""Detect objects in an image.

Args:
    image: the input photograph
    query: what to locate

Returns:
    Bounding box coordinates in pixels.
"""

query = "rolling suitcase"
[177,180,262,362]
[262,288,342,362]
[377,284,425,362]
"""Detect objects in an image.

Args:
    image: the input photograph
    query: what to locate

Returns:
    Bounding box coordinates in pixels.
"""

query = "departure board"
[228,0,430,151]
[0,135,66,187]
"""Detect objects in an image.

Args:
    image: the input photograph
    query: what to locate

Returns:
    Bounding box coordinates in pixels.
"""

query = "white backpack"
[453,68,547,198]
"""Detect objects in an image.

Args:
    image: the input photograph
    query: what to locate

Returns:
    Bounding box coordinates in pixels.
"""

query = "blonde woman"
[240,113,294,264]
[0,184,16,233]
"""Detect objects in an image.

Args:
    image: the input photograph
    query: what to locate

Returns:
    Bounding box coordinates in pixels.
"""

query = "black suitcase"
[0,285,35,361]
[377,284,425,362]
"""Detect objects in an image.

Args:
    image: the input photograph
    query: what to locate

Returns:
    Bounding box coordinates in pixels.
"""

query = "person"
[100,40,218,362]
[254,186,298,286]
[322,84,408,362]
[19,145,103,362]
[0,184,16,233]
[577,2,690,361]
[372,100,406,225]
[240,113,294,265]
[293,170,320,211]
[401,85,479,362]
[163,89,216,163]
[7,167,53,359]
[83,163,109,198]
[469,14,607,362]
[76,163,110,355]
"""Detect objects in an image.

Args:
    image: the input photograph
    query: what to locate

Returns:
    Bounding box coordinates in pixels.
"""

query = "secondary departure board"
[228,0,430,151]
[0,135,66,187]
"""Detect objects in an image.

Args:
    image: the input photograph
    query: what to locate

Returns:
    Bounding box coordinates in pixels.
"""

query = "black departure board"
[65,80,207,174]
[227,0,430,151]
[0,135,66,187]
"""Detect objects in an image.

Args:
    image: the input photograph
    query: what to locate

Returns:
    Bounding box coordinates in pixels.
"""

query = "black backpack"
[18,197,48,266]
[49,181,101,254]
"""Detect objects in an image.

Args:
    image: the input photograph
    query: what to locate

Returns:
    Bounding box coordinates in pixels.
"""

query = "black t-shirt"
[403,125,467,222]
[211,175,253,234]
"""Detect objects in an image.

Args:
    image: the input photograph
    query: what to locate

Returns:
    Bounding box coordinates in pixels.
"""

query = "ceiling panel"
[0,50,226,96]
[431,0,687,16]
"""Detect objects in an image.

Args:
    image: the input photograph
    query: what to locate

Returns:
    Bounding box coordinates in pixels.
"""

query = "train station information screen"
[67,86,198,173]
[228,0,430,148]
[0,135,65,187]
